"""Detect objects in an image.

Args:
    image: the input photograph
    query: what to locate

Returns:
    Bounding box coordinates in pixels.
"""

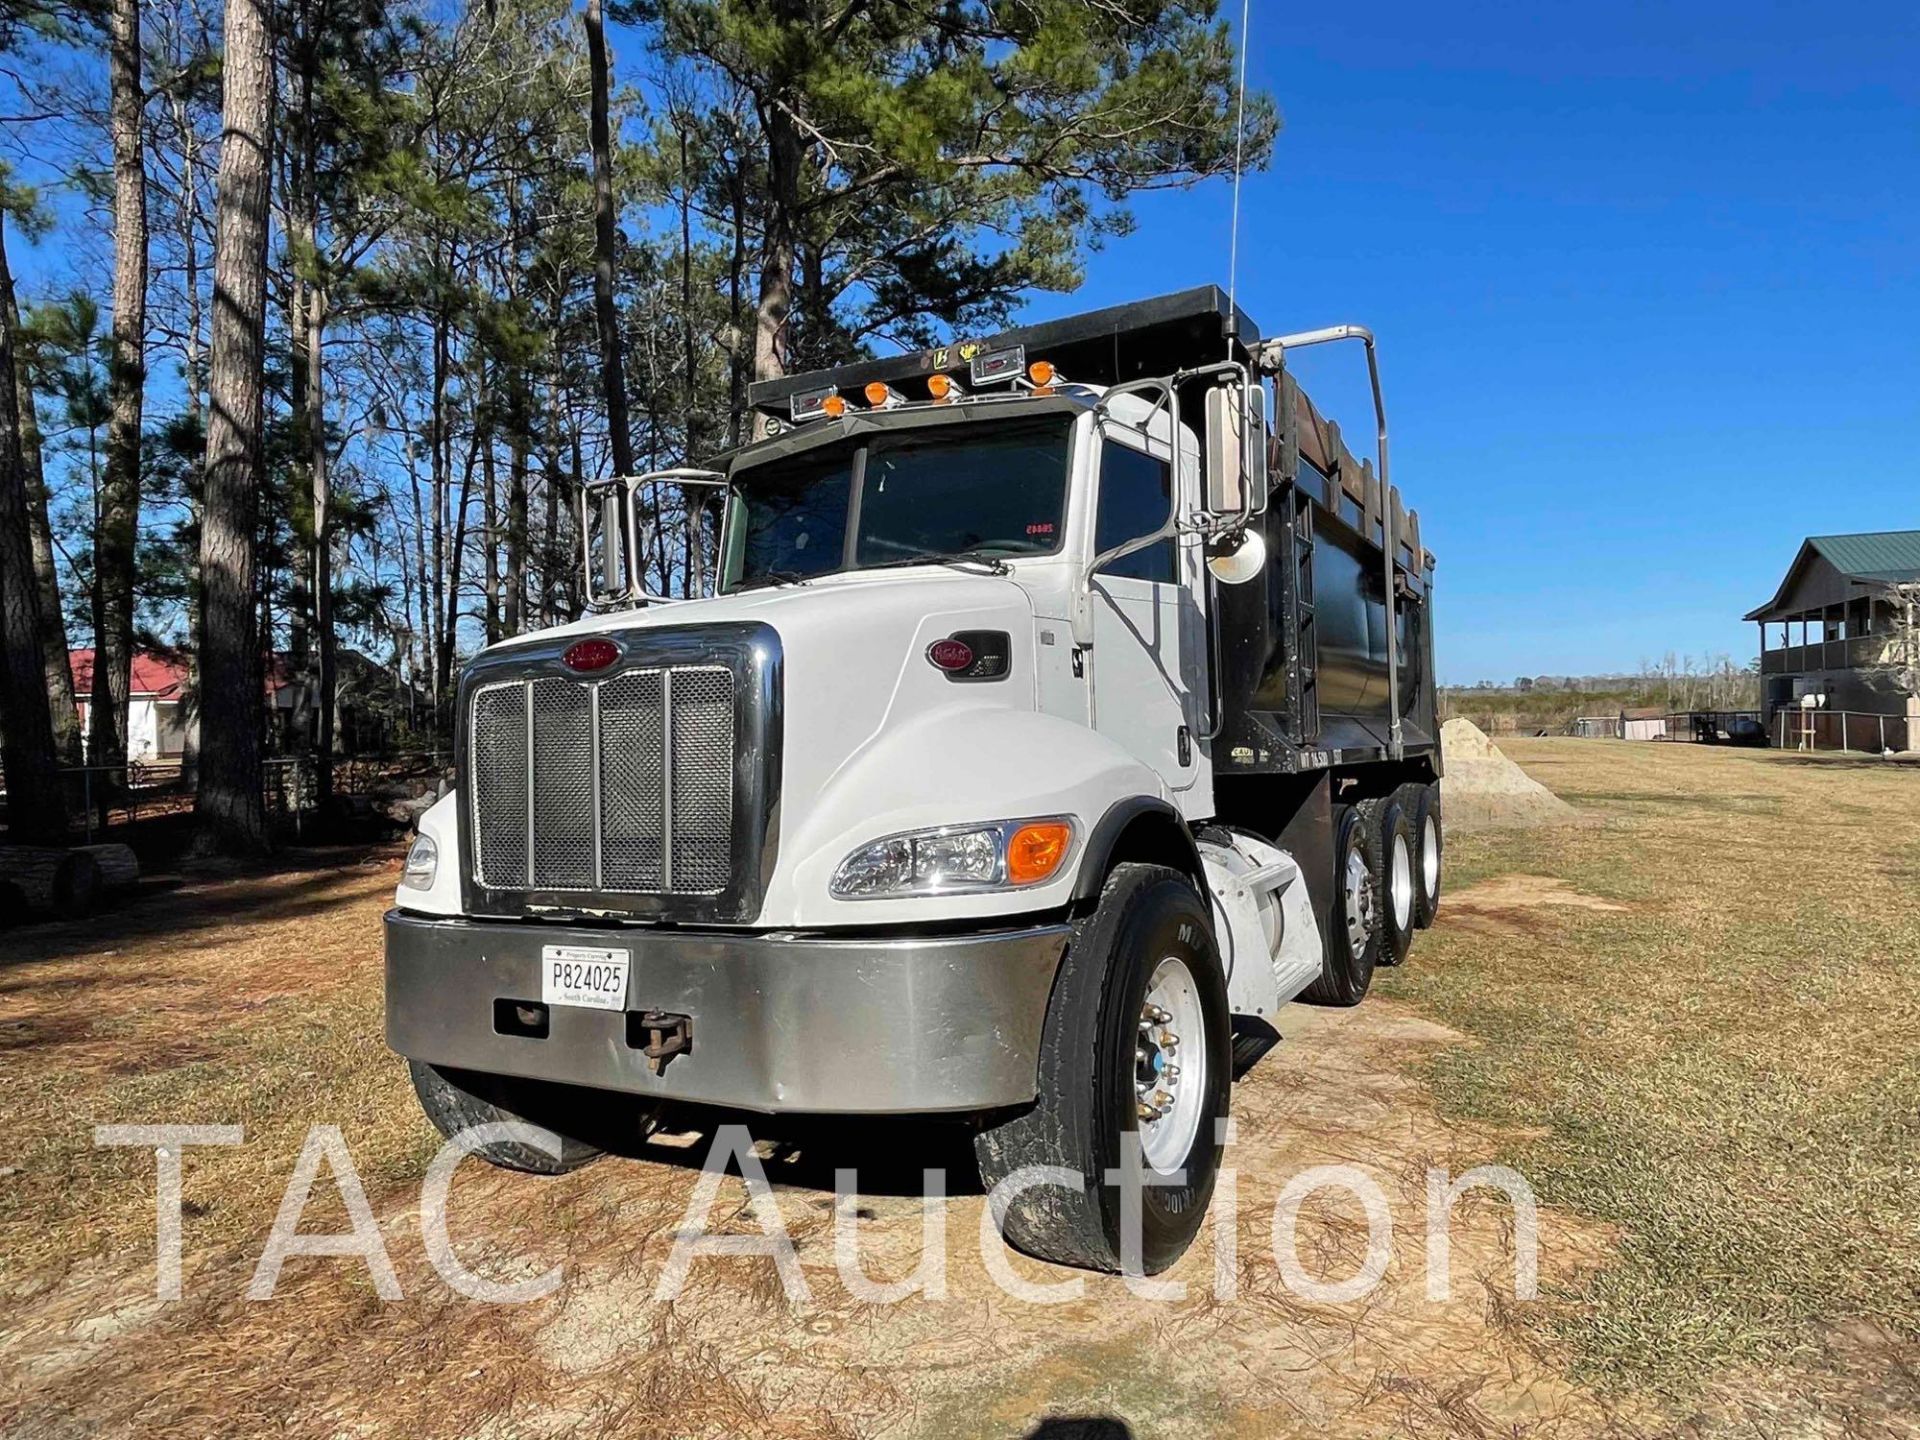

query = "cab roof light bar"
[790,384,839,422]
[968,344,1026,388]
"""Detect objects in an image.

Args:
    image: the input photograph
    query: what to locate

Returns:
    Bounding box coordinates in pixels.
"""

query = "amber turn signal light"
[1006,821,1072,886]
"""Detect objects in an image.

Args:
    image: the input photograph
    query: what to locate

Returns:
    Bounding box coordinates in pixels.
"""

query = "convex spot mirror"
[1204,380,1269,520]
[1206,527,1267,585]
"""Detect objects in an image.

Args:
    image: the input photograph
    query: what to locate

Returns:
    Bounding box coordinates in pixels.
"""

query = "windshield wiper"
[734,568,815,592]
[860,550,1013,576]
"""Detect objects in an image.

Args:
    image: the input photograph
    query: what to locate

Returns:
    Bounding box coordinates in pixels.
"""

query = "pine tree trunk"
[310,282,334,800]
[0,220,81,764]
[194,0,272,854]
[727,143,747,448]
[94,0,149,777]
[584,0,633,479]
[751,100,802,436]
[567,423,584,620]
[677,130,704,598]
[480,366,500,645]
[428,299,449,726]
[507,376,529,635]
[174,79,205,780]
[541,346,564,626]
[0,216,68,843]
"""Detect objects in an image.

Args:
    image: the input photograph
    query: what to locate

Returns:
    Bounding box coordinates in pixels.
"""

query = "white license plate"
[540,945,631,1012]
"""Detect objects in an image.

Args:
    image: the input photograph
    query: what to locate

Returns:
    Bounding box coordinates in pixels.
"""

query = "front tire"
[974,863,1230,1275]
[1302,802,1381,1006]
[408,1061,641,1175]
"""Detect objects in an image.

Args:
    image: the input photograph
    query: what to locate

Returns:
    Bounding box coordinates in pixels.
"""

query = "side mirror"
[1204,379,1269,521]
[582,469,731,607]
[582,480,634,606]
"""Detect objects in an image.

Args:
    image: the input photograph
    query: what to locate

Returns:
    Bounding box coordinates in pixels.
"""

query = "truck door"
[1088,424,1208,805]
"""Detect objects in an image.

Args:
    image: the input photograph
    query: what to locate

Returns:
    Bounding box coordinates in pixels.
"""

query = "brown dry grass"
[0,741,1915,1438]
[1387,739,1920,1434]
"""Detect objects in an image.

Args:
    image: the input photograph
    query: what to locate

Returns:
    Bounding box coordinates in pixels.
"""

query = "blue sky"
[1019,1,1920,682]
[12,3,1913,680]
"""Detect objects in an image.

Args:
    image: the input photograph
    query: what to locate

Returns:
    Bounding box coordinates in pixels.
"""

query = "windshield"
[721,417,1071,591]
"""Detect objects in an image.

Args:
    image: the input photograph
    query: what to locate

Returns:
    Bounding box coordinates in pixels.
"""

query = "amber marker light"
[927,373,966,402]
[1006,821,1073,886]
[820,393,849,417]
[1027,359,1058,388]
[864,381,904,408]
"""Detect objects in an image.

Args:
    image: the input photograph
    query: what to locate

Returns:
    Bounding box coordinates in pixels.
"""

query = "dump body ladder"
[1281,486,1321,747]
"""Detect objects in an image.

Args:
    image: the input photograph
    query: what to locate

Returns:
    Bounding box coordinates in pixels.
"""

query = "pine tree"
[194,0,273,852]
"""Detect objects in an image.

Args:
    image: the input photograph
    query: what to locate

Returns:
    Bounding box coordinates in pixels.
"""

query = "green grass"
[1380,740,1920,1393]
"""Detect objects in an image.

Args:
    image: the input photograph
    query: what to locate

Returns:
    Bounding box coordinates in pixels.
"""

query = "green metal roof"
[1744,529,1920,620]
[1807,530,1920,581]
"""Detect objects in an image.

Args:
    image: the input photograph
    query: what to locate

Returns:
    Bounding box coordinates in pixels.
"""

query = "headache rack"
[748,285,1265,427]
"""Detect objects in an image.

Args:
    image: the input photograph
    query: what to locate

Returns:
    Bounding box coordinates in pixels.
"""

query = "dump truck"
[386,286,1443,1274]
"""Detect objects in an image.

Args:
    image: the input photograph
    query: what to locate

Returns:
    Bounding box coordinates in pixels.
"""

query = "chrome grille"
[471,683,530,889]
[468,664,736,896]
[599,669,666,890]
[669,669,735,892]
[530,679,594,889]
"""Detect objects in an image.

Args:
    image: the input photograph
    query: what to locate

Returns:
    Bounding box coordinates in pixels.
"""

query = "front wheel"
[974,863,1230,1275]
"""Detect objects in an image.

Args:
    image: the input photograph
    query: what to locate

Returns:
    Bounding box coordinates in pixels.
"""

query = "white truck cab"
[386,286,1444,1274]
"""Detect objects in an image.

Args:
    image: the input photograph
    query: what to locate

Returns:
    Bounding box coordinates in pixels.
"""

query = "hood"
[478,571,1043,875]
[484,569,1033,655]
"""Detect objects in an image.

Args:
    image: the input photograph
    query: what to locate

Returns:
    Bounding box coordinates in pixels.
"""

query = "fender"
[1071,795,1206,904]
[393,791,463,917]
[770,703,1171,928]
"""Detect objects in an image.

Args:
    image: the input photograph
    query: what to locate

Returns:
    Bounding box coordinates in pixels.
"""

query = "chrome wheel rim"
[1136,955,1206,1173]
[1344,847,1376,950]
[1422,815,1440,899]
[1390,832,1413,931]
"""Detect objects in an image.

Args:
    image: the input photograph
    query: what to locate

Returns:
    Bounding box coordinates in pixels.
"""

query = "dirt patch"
[1442,876,1629,937]
[0,984,1646,1439]
[1440,719,1584,831]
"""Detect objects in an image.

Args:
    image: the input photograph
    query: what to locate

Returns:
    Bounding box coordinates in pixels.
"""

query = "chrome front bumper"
[384,909,1069,1114]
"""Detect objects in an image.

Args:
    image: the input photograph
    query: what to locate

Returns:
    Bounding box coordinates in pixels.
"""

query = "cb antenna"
[1225,0,1253,347]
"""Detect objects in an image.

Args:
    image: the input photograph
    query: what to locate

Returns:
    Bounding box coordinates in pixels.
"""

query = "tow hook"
[628,1010,693,1075]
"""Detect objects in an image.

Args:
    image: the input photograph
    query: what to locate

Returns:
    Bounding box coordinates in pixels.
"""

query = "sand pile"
[1440,717,1582,830]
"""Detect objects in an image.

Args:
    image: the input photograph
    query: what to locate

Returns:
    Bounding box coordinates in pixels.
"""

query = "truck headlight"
[830,818,1074,899]
[401,833,439,890]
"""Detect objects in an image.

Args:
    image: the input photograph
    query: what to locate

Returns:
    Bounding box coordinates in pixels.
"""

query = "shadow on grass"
[0,847,392,972]
[1770,753,1920,771]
